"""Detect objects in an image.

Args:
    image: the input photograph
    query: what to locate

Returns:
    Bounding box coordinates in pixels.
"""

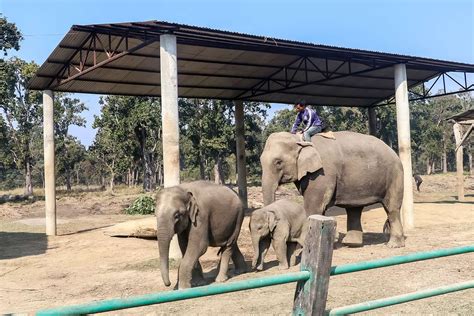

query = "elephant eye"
[174,212,180,219]
[274,159,282,169]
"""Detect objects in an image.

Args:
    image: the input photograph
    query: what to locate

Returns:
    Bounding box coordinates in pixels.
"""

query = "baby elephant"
[155,181,247,289]
[250,199,307,271]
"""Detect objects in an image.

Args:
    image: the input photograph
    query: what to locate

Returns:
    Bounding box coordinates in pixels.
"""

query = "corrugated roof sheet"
[29,20,474,107]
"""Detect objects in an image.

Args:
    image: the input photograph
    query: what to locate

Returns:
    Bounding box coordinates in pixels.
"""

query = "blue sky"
[2,0,473,147]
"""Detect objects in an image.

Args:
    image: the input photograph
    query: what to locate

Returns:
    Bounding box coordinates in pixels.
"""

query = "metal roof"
[29,20,474,107]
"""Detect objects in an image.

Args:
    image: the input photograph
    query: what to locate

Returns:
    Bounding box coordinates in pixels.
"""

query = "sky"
[2,0,473,147]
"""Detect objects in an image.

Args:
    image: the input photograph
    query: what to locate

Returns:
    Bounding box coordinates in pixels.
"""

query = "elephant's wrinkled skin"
[156,181,247,289]
[250,199,307,271]
[260,131,405,248]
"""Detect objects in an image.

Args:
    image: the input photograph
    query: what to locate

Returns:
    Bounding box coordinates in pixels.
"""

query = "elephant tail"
[225,204,245,248]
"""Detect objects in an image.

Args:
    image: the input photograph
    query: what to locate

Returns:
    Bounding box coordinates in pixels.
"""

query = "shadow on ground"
[0,232,48,260]
[416,199,474,204]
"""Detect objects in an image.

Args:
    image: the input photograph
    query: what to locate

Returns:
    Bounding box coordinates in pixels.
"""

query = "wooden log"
[293,215,337,316]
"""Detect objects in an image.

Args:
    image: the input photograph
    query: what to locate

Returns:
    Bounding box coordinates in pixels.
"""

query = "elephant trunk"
[251,235,261,269]
[262,172,279,206]
[157,223,173,287]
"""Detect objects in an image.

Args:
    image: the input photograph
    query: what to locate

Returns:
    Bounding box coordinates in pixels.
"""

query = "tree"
[0,58,41,195]
[0,15,23,55]
[92,96,163,191]
[54,94,88,190]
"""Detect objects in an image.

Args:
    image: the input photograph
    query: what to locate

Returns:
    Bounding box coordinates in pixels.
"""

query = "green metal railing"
[36,244,474,316]
[330,244,474,275]
[328,280,474,315]
[36,271,311,316]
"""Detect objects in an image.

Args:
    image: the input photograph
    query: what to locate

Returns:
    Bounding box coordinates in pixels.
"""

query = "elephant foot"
[215,273,229,283]
[255,264,264,272]
[386,236,405,248]
[234,265,249,275]
[178,281,191,289]
[278,263,289,270]
[342,230,363,247]
[191,277,206,287]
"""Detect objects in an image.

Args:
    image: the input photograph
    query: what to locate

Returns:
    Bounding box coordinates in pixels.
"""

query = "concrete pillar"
[453,123,465,201]
[160,34,181,258]
[394,64,414,230]
[234,100,248,209]
[43,90,56,236]
[368,107,377,136]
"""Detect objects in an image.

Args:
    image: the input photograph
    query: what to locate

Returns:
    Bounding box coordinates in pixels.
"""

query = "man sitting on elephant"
[290,99,325,142]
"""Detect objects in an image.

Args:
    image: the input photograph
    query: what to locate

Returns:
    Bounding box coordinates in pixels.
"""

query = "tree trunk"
[426,158,432,175]
[109,174,114,191]
[76,168,80,185]
[65,167,72,191]
[431,160,436,174]
[442,146,448,173]
[214,157,224,184]
[469,144,473,176]
[24,158,33,196]
[199,155,205,180]
[134,169,139,187]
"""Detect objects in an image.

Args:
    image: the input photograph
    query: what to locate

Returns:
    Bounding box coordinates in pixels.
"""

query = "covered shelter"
[29,21,474,237]
[449,109,474,201]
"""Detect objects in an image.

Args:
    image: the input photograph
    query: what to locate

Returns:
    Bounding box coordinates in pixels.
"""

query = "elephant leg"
[178,232,204,285]
[272,237,289,270]
[302,177,335,216]
[178,236,208,289]
[287,242,298,267]
[231,244,248,275]
[215,246,232,283]
[342,207,364,247]
[382,202,405,248]
[254,237,271,271]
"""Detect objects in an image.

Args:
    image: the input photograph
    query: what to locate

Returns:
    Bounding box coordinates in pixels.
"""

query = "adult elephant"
[260,131,405,248]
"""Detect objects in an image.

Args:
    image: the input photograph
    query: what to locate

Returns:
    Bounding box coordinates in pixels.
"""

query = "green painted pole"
[328,280,474,315]
[36,271,311,316]
[331,244,474,275]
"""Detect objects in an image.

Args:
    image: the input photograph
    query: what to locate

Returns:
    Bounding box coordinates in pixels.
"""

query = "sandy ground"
[0,173,473,315]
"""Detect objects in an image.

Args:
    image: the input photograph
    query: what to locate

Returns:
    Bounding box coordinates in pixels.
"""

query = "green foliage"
[0,15,23,55]
[0,57,41,195]
[124,195,156,215]
[91,95,162,191]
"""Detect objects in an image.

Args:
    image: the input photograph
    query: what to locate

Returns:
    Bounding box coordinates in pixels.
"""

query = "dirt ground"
[1,173,473,315]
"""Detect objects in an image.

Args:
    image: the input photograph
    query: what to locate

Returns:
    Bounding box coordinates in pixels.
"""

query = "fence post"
[293,215,337,316]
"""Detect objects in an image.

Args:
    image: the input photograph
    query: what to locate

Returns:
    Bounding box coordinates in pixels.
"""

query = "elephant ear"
[186,192,199,226]
[267,211,278,232]
[296,141,323,180]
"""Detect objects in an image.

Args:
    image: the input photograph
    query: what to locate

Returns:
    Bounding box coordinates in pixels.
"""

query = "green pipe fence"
[36,271,311,315]
[328,280,474,315]
[330,244,474,275]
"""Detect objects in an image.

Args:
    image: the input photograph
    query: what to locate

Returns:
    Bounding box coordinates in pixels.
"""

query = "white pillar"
[394,64,414,230]
[43,90,56,236]
[234,100,248,209]
[453,123,465,201]
[160,34,181,259]
[368,107,377,136]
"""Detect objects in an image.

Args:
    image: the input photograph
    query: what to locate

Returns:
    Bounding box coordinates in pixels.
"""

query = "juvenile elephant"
[156,181,247,289]
[260,131,405,248]
[250,199,307,271]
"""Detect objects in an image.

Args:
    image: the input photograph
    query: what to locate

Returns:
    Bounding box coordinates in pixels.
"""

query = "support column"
[394,64,414,230]
[234,100,248,209]
[453,123,465,201]
[160,34,181,258]
[368,107,377,136]
[43,90,56,236]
